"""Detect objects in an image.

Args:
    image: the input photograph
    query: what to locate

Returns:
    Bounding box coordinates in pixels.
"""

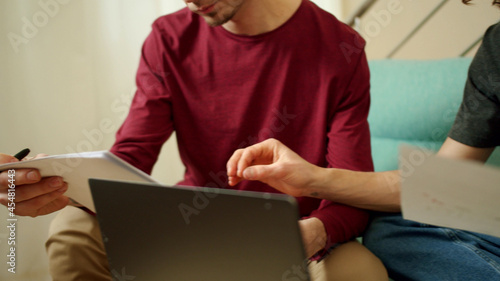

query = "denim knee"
[363,213,500,281]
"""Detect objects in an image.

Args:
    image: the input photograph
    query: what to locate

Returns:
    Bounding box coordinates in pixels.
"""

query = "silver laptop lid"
[89,178,310,281]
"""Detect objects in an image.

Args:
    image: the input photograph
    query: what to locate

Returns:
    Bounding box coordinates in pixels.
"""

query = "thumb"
[242,164,276,181]
[0,154,18,164]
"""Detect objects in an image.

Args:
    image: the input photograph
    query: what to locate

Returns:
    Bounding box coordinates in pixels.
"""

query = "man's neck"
[222,0,302,36]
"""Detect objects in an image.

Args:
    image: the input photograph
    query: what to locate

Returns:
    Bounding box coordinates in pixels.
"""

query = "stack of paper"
[0,151,159,212]
[400,146,500,238]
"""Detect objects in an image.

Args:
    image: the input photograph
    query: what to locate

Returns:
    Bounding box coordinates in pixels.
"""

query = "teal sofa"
[368,58,500,172]
[366,58,500,281]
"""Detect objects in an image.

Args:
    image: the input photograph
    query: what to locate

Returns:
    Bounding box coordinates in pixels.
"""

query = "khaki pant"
[46,206,387,281]
[46,207,111,281]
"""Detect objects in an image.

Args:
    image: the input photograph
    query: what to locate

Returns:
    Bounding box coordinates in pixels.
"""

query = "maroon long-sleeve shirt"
[110,0,373,253]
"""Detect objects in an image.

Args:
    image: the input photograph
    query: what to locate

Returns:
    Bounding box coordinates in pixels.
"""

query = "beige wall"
[338,0,500,59]
[0,2,185,280]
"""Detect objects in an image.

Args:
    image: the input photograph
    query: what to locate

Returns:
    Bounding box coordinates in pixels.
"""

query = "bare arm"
[313,137,494,211]
[308,169,401,212]
[437,137,494,162]
[227,138,401,212]
[227,138,496,213]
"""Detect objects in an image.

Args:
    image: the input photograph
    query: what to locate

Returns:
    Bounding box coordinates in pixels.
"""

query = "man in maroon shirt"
[0,0,387,280]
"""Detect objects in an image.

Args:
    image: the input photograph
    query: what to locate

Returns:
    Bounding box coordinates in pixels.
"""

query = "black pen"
[13,148,30,161]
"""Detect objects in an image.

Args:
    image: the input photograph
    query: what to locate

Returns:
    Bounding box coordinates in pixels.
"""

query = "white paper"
[400,146,500,238]
[0,151,159,212]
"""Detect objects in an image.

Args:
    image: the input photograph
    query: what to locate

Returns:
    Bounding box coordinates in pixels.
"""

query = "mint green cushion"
[368,58,500,171]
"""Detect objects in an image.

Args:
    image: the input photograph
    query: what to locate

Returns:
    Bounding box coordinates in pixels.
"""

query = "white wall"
[312,0,342,16]
[0,1,184,280]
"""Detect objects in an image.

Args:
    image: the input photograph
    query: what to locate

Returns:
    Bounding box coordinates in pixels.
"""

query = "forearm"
[307,168,401,212]
[303,138,495,212]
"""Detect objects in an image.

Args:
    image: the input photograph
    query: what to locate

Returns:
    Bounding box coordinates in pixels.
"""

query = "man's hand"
[0,153,69,217]
[226,138,321,197]
[299,217,327,258]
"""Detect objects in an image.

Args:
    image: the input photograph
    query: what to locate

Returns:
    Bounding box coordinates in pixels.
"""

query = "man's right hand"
[226,138,322,197]
[0,153,69,217]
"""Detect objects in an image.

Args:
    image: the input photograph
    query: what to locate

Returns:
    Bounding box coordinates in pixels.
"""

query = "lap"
[46,207,387,281]
[364,213,500,281]
[46,206,111,281]
[310,240,388,281]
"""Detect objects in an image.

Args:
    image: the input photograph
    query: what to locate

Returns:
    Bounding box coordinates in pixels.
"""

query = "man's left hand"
[299,217,327,258]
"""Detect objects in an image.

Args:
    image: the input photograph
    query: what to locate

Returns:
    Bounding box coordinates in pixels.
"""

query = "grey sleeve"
[448,23,500,148]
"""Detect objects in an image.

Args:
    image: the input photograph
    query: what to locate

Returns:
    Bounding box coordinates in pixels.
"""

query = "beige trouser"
[46,206,387,281]
[46,206,111,281]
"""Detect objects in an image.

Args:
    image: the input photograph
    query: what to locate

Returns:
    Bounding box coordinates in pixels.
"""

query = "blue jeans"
[363,213,500,281]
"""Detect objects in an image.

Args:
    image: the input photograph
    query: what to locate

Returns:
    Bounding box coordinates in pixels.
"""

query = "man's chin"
[206,19,231,27]
[201,13,232,27]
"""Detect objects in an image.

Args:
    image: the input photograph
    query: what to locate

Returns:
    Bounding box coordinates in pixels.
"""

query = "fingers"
[227,138,283,186]
[0,169,42,188]
[0,152,68,217]
[0,176,67,206]
[242,163,277,181]
[227,144,269,184]
[12,177,67,203]
[227,144,268,186]
[227,149,244,186]
[236,145,263,176]
[16,194,70,217]
[227,149,244,177]
[0,177,69,217]
[0,152,43,188]
[0,172,68,218]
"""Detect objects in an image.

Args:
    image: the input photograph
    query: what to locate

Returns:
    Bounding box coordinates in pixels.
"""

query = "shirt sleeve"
[110,24,174,174]
[308,50,373,254]
[448,23,500,148]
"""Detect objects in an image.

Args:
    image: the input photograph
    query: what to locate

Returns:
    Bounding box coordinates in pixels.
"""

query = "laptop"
[89,178,311,281]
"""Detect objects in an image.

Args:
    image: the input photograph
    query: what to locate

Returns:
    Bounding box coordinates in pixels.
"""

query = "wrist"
[309,217,327,250]
[300,217,327,257]
[307,166,337,198]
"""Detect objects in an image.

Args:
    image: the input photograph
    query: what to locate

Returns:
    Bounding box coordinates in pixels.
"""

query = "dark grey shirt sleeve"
[448,22,500,148]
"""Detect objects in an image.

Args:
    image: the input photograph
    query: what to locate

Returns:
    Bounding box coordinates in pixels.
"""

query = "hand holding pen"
[0,148,69,217]
[13,148,31,161]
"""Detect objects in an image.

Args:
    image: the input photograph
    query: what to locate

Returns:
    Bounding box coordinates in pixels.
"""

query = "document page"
[400,146,500,238]
[0,151,159,212]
